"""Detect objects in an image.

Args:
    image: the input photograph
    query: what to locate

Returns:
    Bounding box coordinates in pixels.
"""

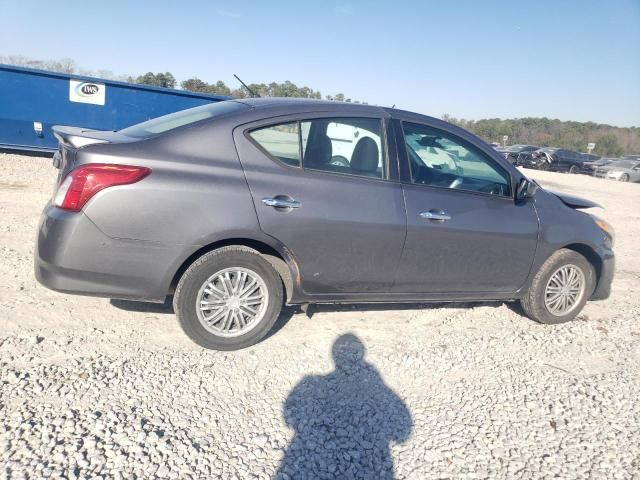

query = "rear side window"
[249,122,301,167]
[301,118,384,178]
[248,117,385,179]
[119,101,247,138]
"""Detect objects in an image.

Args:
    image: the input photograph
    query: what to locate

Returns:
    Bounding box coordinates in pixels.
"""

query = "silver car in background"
[594,157,640,182]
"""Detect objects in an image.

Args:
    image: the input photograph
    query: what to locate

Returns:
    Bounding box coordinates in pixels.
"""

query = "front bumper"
[35,204,184,302]
[594,171,624,180]
[591,246,615,300]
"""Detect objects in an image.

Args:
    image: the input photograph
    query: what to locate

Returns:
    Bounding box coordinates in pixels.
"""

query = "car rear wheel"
[569,165,579,174]
[174,246,283,350]
[538,162,549,171]
[619,173,630,182]
[520,249,595,324]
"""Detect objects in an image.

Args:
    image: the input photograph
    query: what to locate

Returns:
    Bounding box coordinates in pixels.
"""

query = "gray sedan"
[35,98,615,350]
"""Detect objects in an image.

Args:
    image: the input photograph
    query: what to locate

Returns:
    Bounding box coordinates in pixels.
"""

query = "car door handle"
[262,197,301,209]
[419,210,451,221]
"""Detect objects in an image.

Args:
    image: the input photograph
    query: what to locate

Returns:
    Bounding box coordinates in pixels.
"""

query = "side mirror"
[516,178,538,202]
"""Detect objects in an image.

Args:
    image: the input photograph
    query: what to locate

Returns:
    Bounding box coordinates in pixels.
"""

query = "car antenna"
[234,74,260,98]
[391,104,396,108]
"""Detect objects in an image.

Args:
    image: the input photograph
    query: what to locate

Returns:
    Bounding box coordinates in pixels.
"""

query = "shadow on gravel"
[109,299,299,338]
[304,300,498,316]
[110,296,175,314]
[276,334,412,480]
[108,299,510,334]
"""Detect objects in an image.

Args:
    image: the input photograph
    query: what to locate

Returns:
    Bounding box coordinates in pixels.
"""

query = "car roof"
[232,97,388,115]
[230,97,444,124]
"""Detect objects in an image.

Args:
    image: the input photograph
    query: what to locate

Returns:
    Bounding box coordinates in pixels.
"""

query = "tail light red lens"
[54,164,151,212]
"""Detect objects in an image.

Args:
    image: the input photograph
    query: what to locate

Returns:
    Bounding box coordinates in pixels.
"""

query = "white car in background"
[594,157,640,182]
[324,121,382,169]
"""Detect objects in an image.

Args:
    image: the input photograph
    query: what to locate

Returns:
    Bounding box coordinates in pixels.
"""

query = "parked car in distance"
[528,148,599,174]
[35,99,615,350]
[582,157,615,174]
[520,147,556,169]
[594,158,640,182]
[501,145,539,165]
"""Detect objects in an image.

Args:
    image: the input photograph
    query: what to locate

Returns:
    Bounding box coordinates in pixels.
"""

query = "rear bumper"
[35,204,183,302]
[591,246,615,301]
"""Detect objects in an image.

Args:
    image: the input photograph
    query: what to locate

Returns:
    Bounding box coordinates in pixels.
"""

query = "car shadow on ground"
[110,298,517,338]
[276,333,412,479]
[110,297,175,314]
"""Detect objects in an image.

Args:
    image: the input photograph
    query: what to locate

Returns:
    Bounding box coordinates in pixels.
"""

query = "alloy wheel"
[195,267,269,337]
[544,264,586,316]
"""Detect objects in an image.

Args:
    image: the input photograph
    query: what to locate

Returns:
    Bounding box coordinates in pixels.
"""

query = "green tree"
[594,135,623,157]
[209,80,232,96]
[180,78,210,92]
[441,115,639,155]
[136,72,176,88]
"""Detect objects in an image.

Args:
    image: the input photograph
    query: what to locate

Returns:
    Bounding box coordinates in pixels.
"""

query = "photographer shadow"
[276,333,412,479]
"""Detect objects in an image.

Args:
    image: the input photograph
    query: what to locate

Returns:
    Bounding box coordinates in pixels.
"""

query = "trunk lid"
[50,125,127,185]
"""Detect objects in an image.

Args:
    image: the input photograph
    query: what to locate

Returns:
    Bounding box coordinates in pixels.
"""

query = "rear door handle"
[419,210,451,221]
[262,197,301,209]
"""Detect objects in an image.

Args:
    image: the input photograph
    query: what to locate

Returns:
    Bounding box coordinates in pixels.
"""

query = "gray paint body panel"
[396,185,538,293]
[234,117,406,294]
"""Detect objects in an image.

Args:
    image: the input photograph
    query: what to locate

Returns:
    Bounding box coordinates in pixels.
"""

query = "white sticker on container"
[69,79,105,105]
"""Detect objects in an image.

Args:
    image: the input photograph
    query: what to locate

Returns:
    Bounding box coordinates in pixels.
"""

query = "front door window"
[403,122,511,197]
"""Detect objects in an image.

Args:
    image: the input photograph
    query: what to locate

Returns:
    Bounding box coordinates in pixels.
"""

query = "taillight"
[54,164,151,212]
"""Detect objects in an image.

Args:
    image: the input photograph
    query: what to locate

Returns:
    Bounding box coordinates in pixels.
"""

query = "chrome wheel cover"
[544,264,585,317]
[196,267,269,338]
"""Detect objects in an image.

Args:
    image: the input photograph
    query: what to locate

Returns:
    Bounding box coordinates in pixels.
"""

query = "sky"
[1,0,639,127]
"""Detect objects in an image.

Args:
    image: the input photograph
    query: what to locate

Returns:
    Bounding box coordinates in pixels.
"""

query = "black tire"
[569,165,579,174]
[538,162,549,171]
[619,173,630,182]
[174,246,283,350]
[520,249,596,325]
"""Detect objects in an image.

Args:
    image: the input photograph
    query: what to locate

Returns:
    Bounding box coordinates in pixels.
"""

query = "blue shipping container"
[0,64,228,153]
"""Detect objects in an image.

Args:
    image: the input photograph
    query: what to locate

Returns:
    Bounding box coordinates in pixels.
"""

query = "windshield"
[119,101,247,138]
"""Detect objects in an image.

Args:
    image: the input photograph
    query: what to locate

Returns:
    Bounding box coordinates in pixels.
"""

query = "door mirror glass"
[516,178,538,201]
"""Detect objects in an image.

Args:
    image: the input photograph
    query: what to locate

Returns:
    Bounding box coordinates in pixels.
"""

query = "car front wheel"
[520,249,595,324]
[174,246,283,350]
[619,173,630,182]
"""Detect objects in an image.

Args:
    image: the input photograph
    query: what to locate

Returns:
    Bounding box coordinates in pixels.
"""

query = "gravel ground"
[1,152,639,479]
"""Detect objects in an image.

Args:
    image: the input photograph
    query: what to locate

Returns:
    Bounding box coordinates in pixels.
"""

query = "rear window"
[119,101,246,138]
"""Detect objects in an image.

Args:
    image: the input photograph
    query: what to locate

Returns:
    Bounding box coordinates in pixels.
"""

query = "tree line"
[2,56,637,156]
[138,72,360,102]
[442,115,639,157]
